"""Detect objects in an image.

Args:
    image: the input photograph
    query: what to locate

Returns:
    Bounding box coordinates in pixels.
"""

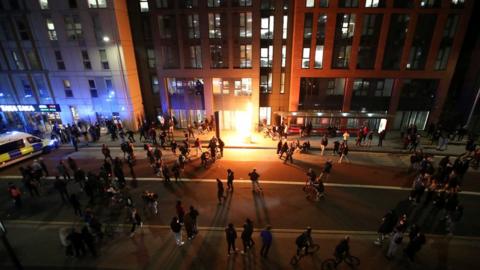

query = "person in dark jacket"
[374,209,398,246]
[227,169,234,192]
[67,228,85,257]
[170,216,184,246]
[217,178,225,204]
[69,194,82,216]
[260,225,273,258]
[225,223,238,255]
[54,176,69,203]
[81,226,97,257]
[241,218,254,254]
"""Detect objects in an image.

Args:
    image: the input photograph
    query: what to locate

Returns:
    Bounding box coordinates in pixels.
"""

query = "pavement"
[0,131,479,269]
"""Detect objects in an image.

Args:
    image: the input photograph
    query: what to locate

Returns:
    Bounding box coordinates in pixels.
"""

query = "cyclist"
[296,227,313,256]
[334,236,350,264]
[313,179,325,200]
[306,168,317,185]
[319,160,333,181]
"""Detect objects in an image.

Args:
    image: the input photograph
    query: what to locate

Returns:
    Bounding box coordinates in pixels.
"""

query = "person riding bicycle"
[296,227,313,256]
[334,236,350,264]
[306,168,317,185]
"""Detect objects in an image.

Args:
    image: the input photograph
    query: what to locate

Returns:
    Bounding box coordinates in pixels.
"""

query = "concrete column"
[386,79,403,130]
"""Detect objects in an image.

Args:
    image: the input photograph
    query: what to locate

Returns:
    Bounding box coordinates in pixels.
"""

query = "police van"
[0,131,58,169]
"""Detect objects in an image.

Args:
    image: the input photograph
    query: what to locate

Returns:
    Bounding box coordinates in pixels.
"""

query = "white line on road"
[5,219,480,241]
[1,175,480,196]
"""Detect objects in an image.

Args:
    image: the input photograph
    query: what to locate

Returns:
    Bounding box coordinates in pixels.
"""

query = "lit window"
[281,45,286,67]
[239,12,252,38]
[209,13,222,38]
[140,0,149,12]
[39,0,49,9]
[208,0,222,7]
[260,73,272,93]
[12,51,25,70]
[306,0,314,7]
[46,19,57,40]
[63,79,73,98]
[64,16,83,40]
[189,45,202,68]
[240,44,252,68]
[365,0,379,7]
[147,49,156,68]
[187,14,200,39]
[151,75,159,94]
[261,16,274,39]
[88,0,107,8]
[282,15,288,39]
[260,45,273,67]
[302,48,310,68]
[280,72,286,94]
[314,45,324,68]
[99,49,109,69]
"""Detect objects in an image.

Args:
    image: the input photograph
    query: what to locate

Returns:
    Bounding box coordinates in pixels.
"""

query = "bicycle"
[321,254,360,270]
[303,183,320,201]
[290,243,320,266]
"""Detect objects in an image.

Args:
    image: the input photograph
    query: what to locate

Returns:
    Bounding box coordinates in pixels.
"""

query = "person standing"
[248,169,262,193]
[218,138,225,157]
[101,144,112,160]
[7,183,22,208]
[260,225,273,258]
[320,135,328,156]
[338,145,350,163]
[129,208,143,237]
[69,194,82,217]
[227,169,234,192]
[241,220,254,254]
[38,157,49,177]
[72,136,78,151]
[378,130,386,147]
[276,140,282,155]
[216,178,225,204]
[188,206,200,237]
[333,140,340,155]
[194,138,202,156]
[225,223,238,256]
[403,232,426,261]
[57,161,71,181]
[54,176,69,203]
[171,140,178,155]
[170,216,184,246]
[81,226,97,257]
[342,131,350,144]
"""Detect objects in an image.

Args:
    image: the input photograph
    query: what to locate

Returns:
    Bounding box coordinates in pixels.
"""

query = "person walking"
[72,136,78,151]
[248,169,262,193]
[241,219,254,254]
[188,206,200,238]
[260,225,273,258]
[342,131,350,144]
[184,211,195,240]
[338,144,350,163]
[57,161,71,181]
[69,194,82,217]
[378,130,386,147]
[386,230,403,260]
[54,176,70,203]
[129,208,143,237]
[333,140,340,155]
[217,178,225,204]
[227,169,234,192]
[101,144,112,160]
[374,210,398,246]
[218,138,225,157]
[170,216,184,246]
[320,135,328,156]
[403,232,426,261]
[7,183,22,208]
[176,200,185,224]
[225,223,238,256]
[81,226,97,257]
[194,138,202,156]
[38,157,49,177]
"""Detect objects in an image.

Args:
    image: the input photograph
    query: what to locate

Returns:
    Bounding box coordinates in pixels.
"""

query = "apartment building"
[0,0,143,132]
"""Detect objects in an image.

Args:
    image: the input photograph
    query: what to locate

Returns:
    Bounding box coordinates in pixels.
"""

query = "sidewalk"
[62,129,471,157]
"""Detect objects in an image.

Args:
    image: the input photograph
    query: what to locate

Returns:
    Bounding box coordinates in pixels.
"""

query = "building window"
[239,12,252,38]
[339,0,358,7]
[435,15,458,70]
[237,78,252,96]
[27,50,40,70]
[160,46,179,68]
[81,50,92,69]
[406,14,436,70]
[304,13,313,39]
[332,14,355,68]
[147,49,156,68]
[237,0,252,7]
[12,51,25,70]
[69,0,77,8]
[105,78,114,97]
[187,14,200,39]
[306,0,315,7]
[260,73,273,93]
[357,14,382,69]
[302,48,310,68]
[239,44,252,68]
[314,46,324,69]
[365,0,385,7]
[151,75,159,94]
[210,45,226,68]
[261,16,274,39]
[16,20,29,41]
[54,50,65,70]
[451,0,465,8]
[260,45,273,67]
[353,79,392,97]
[443,14,458,39]
[65,16,83,40]
[383,14,409,69]
[182,0,198,8]
[189,45,202,68]
[91,15,103,41]
[158,15,173,39]
[319,0,329,7]
[140,0,149,12]
[282,15,288,39]
[208,0,224,7]
[99,49,109,69]
[261,0,275,10]
[63,79,73,97]
[280,72,286,94]
[420,0,440,8]
[282,45,286,67]
[46,19,57,40]
[39,0,49,9]
[315,14,326,69]
[156,0,169,8]
[22,79,33,98]
[326,79,345,95]
[88,79,98,98]
[88,0,107,8]
[435,47,450,71]
[208,13,222,38]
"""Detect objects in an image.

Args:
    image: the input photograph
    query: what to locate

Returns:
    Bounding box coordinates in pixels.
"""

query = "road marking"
[1,175,479,196]
[5,219,480,241]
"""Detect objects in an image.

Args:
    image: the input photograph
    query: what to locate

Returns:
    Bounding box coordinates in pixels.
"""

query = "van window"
[0,140,26,155]
[26,137,42,144]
